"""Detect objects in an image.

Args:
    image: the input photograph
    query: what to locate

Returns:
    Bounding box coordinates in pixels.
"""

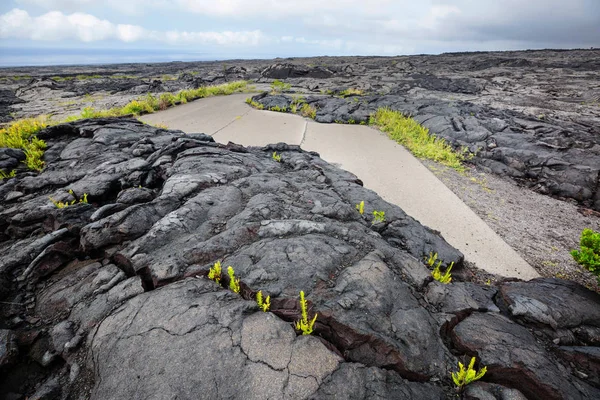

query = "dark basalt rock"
[1,119,599,399]
[262,63,334,79]
[251,92,600,211]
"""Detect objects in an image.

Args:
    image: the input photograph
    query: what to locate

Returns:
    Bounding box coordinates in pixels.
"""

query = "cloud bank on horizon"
[1,0,599,57]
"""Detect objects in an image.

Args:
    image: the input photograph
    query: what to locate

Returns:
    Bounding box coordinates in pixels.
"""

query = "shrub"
[295,291,317,335]
[571,228,600,282]
[370,108,466,171]
[452,357,487,391]
[0,117,49,171]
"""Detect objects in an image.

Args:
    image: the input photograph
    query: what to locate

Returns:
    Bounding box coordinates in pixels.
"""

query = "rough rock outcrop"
[0,118,599,399]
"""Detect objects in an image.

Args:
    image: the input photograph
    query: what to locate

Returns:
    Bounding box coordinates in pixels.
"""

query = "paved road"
[141,93,540,280]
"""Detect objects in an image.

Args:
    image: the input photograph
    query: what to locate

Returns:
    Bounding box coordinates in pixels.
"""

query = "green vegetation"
[49,189,88,208]
[0,169,16,179]
[208,261,222,283]
[339,88,364,97]
[300,103,317,119]
[370,108,467,171]
[295,291,317,335]
[0,116,49,171]
[270,79,291,94]
[452,357,487,391]
[245,97,264,110]
[256,290,271,312]
[427,253,453,284]
[355,201,365,215]
[571,228,600,282]
[228,266,241,294]
[1,81,249,174]
[51,75,102,82]
[372,210,386,224]
[272,152,282,162]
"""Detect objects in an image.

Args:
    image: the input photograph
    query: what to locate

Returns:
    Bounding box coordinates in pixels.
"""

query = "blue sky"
[1,0,599,60]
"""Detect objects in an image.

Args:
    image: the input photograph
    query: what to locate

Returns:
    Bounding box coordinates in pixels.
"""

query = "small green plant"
[0,169,16,179]
[372,210,386,224]
[295,291,317,335]
[208,261,222,283]
[270,79,291,93]
[571,228,600,282]
[269,106,288,112]
[370,108,466,171]
[272,152,282,162]
[256,290,270,312]
[300,103,317,119]
[451,357,487,391]
[228,266,241,293]
[339,88,364,97]
[246,97,265,110]
[356,201,365,215]
[49,189,88,208]
[427,253,453,284]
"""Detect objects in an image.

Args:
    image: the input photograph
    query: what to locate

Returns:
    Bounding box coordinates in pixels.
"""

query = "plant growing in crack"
[372,210,386,224]
[356,201,365,215]
[272,152,282,162]
[228,266,241,293]
[256,290,270,312]
[208,261,222,283]
[427,252,453,284]
[295,291,317,335]
[49,189,88,208]
[451,356,487,391]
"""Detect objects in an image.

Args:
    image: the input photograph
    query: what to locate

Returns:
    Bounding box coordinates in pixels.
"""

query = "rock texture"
[1,119,599,399]
[2,49,598,210]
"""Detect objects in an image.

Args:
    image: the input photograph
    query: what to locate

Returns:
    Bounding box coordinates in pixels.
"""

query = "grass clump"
[300,103,317,119]
[272,152,282,162]
[245,97,264,110]
[0,169,16,179]
[370,108,466,171]
[295,291,317,335]
[339,88,364,97]
[0,116,49,171]
[271,79,291,94]
[571,228,600,282]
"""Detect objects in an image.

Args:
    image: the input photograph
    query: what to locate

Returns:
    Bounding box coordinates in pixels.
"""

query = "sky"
[0,0,599,65]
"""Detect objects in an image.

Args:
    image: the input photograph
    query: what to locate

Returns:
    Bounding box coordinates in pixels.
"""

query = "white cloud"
[0,9,267,46]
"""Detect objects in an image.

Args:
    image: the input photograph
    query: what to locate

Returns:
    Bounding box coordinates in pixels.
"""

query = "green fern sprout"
[294,291,317,335]
[356,201,365,215]
[208,261,222,283]
[427,252,453,284]
[256,290,271,312]
[451,357,487,390]
[372,210,386,224]
[228,266,241,293]
[49,189,89,208]
[432,262,453,284]
[272,152,282,162]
